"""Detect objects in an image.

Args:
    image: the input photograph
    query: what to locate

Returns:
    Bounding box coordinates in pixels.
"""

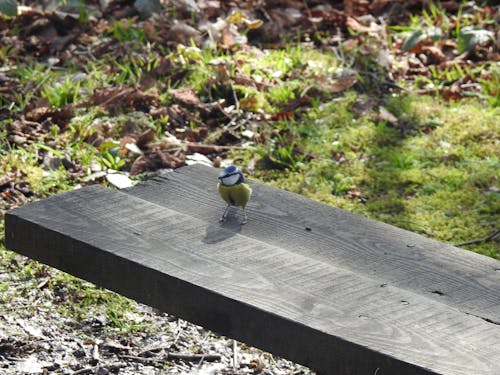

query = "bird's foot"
[219,205,230,223]
[240,209,248,225]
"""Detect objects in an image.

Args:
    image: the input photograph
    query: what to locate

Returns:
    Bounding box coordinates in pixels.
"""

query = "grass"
[0,3,498,331]
[243,93,499,259]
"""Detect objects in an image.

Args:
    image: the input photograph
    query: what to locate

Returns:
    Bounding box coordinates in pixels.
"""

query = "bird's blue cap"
[219,165,244,185]
[223,166,238,175]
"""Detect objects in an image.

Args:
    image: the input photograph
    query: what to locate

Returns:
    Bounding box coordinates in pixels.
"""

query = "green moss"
[247,93,499,259]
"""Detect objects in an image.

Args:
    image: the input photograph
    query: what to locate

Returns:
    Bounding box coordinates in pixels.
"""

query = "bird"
[217,165,252,224]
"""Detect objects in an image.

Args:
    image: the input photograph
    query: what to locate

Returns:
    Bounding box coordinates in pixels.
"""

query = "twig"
[454,229,500,247]
[120,354,168,365]
[120,352,221,364]
[230,83,240,112]
[137,344,170,357]
[71,366,98,375]
[173,319,184,345]
[168,352,221,362]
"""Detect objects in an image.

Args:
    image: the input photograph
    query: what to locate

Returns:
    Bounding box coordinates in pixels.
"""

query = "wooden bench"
[5,164,500,374]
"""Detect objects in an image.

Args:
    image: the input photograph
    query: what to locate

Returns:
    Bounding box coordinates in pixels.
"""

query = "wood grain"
[125,164,500,322]
[5,164,500,375]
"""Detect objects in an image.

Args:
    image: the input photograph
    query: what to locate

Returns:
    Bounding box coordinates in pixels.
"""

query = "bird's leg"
[240,207,248,225]
[220,204,230,222]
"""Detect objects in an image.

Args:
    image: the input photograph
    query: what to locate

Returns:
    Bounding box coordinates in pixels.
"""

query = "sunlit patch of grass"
[42,76,81,108]
[0,146,73,200]
[84,60,115,92]
[108,19,147,43]
[246,93,498,258]
[266,81,300,105]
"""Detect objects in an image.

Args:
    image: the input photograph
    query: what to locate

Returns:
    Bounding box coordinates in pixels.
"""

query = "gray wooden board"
[4,165,500,375]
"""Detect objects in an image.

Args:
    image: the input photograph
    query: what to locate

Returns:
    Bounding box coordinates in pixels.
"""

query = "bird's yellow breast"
[218,183,252,207]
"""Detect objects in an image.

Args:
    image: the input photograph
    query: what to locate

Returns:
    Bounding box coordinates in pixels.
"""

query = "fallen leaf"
[90,86,159,114]
[166,22,202,45]
[25,106,73,128]
[170,87,201,107]
[328,76,358,94]
[136,128,156,149]
[346,16,370,33]
[0,173,13,187]
[130,150,185,175]
[270,112,293,121]
[421,45,446,64]
[378,106,398,125]
[187,143,224,154]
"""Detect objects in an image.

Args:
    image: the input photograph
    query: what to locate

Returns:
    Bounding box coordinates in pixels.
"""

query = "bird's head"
[218,165,244,186]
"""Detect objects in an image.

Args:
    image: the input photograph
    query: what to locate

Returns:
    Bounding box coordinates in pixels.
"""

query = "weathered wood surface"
[5,164,500,375]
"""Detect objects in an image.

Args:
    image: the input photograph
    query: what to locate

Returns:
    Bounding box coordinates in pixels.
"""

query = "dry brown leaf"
[187,143,224,154]
[166,22,202,45]
[421,45,447,64]
[130,150,185,175]
[328,76,358,94]
[90,86,159,113]
[369,0,391,14]
[0,173,14,187]
[346,17,371,33]
[278,97,312,113]
[170,87,202,107]
[136,128,156,149]
[344,0,370,16]
[25,106,73,127]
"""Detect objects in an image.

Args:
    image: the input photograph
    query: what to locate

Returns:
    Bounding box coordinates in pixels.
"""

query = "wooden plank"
[125,164,500,323]
[4,165,500,375]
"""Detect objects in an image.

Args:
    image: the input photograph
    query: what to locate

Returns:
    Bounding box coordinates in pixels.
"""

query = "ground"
[0,0,499,374]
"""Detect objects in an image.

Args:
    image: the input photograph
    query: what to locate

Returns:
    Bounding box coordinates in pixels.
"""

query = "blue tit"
[217,165,252,224]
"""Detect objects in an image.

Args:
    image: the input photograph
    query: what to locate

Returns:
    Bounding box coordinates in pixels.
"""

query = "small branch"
[119,355,168,365]
[168,352,221,362]
[137,345,170,357]
[120,352,221,364]
[454,229,500,247]
[230,83,240,112]
[71,367,98,375]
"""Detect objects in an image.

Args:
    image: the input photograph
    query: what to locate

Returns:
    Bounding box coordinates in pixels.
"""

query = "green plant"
[330,173,353,196]
[108,19,146,43]
[99,149,126,170]
[256,132,306,172]
[42,76,81,108]
[478,64,499,107]
[113,53,160,85]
